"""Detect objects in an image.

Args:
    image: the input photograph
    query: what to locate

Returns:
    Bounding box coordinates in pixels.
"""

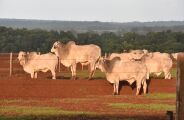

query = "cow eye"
[54,46,57,49]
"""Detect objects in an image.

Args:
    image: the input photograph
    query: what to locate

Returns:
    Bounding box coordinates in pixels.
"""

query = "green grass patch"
[149,68,176,79]
[109,103,175,111]
[171,68,176,78]
[63,98,97,104]
[144,93,176,100]
[59,69,105,79]
[0,99,22,104]
[0,106,95,116]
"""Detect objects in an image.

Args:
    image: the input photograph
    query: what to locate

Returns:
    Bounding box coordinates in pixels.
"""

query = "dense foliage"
[0,26,184,54]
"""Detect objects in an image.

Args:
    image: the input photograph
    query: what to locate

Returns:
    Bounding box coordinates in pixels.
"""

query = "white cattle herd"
[17,40,179,95]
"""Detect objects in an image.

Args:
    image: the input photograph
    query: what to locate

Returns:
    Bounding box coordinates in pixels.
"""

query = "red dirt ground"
[0,77,176,120]
[0,77,176,99]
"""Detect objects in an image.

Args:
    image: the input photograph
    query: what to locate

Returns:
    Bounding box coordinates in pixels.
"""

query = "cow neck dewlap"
[22,56,32,66]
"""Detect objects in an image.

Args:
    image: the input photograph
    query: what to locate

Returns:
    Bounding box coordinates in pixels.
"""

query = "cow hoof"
[72,77,76,80]
[70,77,76,80]
[113,93,118,95]
[88,78,93,80]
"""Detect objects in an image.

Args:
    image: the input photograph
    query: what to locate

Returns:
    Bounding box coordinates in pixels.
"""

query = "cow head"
[51,41,62,57]
[129,50,146,60]
[96,57,106,72]
[96,56,120,73]
[17,51,27,65]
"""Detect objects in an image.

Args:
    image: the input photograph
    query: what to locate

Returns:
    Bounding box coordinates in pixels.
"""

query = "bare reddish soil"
[0,77,176,99]
[0,54,176,120]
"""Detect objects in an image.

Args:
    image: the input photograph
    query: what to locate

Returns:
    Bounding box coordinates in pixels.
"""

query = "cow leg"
[113,81,119,95]
[31,72,34,79]
[115,81,119,95]
[164,72,168,79]
[164,70,171,79]
[136,80,141,95]
[168,73,171,79]
[164,72,167,79]
[163,68,168,79]
[142,80,147,94]
[70,66,74,80]
[51,70,56,79]
[146,70,150,79]
[88,62,96,80]
[72,64,77,80]
[34,72,37,79]
[146,73,150,79]
[113,83,116,95]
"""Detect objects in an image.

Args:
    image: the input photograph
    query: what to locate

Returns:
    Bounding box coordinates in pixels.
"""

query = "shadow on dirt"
[118,78,152,95]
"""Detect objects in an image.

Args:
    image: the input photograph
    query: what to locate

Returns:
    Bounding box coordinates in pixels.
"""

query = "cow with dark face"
[97,57,147,95]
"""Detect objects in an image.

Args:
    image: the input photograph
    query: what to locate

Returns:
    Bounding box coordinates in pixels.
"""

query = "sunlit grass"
[109,103,175,111]
[58,69,105,79]
[150,68,176,79]
[144,93,176,100]
[59,67,176,80]
[63,98,97,104]
[171,68,176,78]
[0,106,95,116]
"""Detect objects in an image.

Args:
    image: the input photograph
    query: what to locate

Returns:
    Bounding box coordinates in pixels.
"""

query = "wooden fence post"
[176,53,184,120]
[9,52,13,76]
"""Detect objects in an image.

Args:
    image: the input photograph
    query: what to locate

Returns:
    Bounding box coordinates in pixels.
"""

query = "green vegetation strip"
[0,106,95,116]
[109,103,175,111]
[144,93,176,100]
[59,69,105,79]
[149,68,176,79]
[171,68,176,78]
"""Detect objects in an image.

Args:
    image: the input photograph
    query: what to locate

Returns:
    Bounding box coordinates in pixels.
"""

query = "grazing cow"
[51,41,101,80]
[18,51,58,79]
[97,57,147,95]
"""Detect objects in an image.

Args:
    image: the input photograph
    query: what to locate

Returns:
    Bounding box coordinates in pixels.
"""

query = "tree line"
[0,26,184,54]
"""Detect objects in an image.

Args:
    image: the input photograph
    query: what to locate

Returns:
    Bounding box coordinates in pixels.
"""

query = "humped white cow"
[17,51,58,79]
[97,57,147,95]
[51,41,101,80]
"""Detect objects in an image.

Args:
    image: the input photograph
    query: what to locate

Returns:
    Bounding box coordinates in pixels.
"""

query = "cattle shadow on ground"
[46,76,72,80]
[118,79,152,95]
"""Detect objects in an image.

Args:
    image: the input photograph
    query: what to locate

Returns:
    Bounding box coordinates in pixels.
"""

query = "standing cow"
[18,51,58,79]
[51,41,101,80]
[129,50,173,79]
[97,57,147,95]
